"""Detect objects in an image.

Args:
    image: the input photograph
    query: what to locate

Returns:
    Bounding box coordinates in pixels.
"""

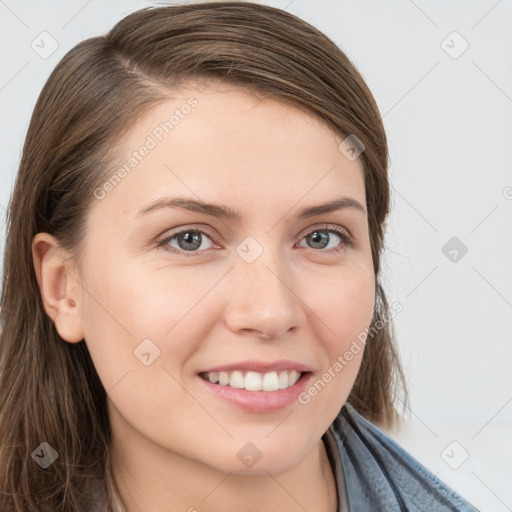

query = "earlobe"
[32,233,84,344]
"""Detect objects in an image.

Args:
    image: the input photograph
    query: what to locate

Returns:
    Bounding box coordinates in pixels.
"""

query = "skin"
[32,82,375,512]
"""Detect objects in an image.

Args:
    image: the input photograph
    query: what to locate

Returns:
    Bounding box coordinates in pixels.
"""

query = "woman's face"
[73,83,375,474]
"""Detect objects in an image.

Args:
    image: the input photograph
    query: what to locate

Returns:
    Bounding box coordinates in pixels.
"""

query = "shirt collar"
[322,414,349,512]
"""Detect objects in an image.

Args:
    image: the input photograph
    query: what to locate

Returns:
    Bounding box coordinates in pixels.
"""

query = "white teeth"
[229,371,245,389]
[262,371,279,391]
[245,371,262,391]
[203,369,304,391]
[288,370,301,386]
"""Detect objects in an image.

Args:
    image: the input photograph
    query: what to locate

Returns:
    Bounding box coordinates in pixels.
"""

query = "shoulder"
[328,402,480,511]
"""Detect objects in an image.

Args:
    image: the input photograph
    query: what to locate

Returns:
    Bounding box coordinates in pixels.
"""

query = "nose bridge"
[224,235,300,337]
[237,237,293,306]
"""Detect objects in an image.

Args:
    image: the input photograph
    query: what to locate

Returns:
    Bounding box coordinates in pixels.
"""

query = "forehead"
[91,83,366,222]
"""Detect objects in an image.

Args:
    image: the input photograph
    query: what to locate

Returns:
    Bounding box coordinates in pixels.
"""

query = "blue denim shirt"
[323,402,480,511]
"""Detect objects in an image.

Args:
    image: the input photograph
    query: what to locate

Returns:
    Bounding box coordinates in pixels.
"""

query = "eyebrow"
[135,196,367,221]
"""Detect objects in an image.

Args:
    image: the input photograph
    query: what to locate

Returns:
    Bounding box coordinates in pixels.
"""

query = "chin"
[203,435,312,476]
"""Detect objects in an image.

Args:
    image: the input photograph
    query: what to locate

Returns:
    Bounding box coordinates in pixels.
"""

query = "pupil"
[309,231,328,249]
[180,232,201,250]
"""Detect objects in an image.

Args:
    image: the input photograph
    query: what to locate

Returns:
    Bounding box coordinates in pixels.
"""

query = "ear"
[32,233,84,344]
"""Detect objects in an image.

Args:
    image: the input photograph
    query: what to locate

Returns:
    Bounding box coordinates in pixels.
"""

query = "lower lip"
[198,373,313,413]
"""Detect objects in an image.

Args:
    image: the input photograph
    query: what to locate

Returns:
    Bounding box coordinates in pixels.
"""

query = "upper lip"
[199,359,312,374]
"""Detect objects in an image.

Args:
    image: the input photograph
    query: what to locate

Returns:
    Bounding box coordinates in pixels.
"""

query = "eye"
[157,227,216,256]
[296,224,353,254]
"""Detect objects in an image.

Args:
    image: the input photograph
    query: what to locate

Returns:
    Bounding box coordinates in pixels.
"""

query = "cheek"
[295,265,375,429]
[111,260,222,323]
[79,268,193,424]
[79,260,219,387]
[307,263,375,351]
[302,263,375,397]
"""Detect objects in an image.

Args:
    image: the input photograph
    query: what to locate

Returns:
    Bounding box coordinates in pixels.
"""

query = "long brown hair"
[0,2,408,510]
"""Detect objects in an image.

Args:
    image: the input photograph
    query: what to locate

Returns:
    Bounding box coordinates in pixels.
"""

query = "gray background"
[1,1,511,510]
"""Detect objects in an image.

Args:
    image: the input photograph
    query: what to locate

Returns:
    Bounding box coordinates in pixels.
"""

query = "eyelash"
[156,224,354,257]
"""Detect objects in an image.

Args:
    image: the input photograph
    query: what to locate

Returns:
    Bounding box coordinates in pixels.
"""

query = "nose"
[223,246,303,340]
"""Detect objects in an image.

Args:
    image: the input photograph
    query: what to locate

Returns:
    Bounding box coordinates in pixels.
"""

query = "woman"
[0,2,479,511]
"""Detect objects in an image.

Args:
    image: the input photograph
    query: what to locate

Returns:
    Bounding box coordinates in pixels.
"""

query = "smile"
[199,370,306,391]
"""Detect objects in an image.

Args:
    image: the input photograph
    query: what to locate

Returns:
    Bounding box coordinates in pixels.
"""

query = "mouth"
[197,368,313,413]
[198,370,311,392]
